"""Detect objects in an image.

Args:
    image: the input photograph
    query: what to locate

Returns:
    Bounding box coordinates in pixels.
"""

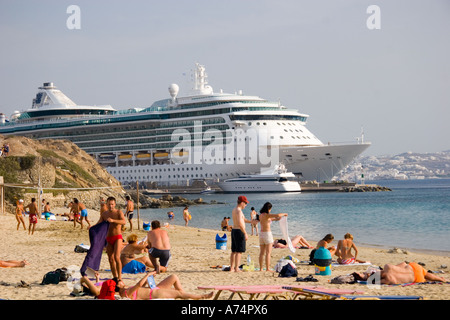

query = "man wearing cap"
[230,195,251,272]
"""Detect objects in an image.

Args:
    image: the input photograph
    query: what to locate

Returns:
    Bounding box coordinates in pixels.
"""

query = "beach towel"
[80,221,109,276]
[122,260,147,274]
[279,216,295,253]
[331,262,372,267]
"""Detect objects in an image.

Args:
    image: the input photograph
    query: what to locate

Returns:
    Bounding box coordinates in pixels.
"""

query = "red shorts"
[106,234,123,246]
[29,214,38,224]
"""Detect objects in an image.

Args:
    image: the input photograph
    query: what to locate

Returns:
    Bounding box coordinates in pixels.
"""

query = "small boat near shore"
[218,164,301,193]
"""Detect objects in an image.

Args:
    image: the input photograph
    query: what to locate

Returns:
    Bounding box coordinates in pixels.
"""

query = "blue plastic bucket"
[143,222,150,231]
[313,247,332,276]
[215,233,227,250]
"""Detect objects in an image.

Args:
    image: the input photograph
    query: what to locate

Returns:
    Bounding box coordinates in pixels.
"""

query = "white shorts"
[259,231,274,245]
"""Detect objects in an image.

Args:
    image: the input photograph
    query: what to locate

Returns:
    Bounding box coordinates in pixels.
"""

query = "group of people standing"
[228,195,291,272]
[227,195,369,273]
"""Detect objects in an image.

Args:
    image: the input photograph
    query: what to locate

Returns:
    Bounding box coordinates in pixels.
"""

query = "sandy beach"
[0,207,449,301]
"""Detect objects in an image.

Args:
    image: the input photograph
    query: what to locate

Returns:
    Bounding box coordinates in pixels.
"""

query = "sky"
[0,0,449,156]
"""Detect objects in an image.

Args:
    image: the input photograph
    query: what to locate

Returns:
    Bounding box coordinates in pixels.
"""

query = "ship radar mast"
[192,63,213,95]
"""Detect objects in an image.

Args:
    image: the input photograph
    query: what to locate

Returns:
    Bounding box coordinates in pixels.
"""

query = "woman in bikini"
[258,202,288,272]
[117,271,213,300]
[336,233,368,264]
[15,200,27,231]
[81,271,213,300]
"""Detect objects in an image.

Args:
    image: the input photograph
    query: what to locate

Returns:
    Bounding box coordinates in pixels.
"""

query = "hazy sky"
[0,0,449,156]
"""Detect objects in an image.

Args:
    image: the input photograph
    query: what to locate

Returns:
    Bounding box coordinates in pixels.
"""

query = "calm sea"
[138,179,450,253]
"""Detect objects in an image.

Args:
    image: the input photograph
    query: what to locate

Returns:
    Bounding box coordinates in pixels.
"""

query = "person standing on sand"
[250,207,259,236]
[125,195,134,231]
[73,198,91,229]
[15,199,26,231]
[229,196,252,272]
[147,220,171,274]
[70,200,81,228]
[183,206,191,226]
[258,202,288,272]
[97,196,127,283]
[25,198,39,235]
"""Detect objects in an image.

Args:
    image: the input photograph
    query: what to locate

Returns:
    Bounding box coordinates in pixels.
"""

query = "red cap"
[238,196,249,204]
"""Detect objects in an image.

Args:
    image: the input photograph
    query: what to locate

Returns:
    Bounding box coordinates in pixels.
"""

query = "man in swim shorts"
[147,220,171,274]
[25,198,39,235]
[73,198,91,229]
[354,261,447,285]
[230,196,252,272]
[125,195,134,231]
[98,197,126,282]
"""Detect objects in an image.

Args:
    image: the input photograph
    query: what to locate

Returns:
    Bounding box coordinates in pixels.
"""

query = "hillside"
[0,135,125,211]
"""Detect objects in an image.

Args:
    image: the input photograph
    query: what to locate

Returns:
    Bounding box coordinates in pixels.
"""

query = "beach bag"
[98,280,117,300]
[278,263,298,278]
[41,269,62,285]
[74,244,90,253]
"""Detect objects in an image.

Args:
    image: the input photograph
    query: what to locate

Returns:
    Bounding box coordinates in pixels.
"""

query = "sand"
[0,207,449,301]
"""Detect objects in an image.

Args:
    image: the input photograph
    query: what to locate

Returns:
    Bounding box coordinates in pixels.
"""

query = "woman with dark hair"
[258,202,288,272]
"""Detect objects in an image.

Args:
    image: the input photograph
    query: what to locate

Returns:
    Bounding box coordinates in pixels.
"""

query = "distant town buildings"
[335,150,450,181]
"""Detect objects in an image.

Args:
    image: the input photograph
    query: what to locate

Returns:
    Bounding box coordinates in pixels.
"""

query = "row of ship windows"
[111,167,204,174]
[116,172,239,181]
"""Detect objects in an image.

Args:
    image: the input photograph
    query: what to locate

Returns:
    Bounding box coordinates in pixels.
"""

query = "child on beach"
[183,206,191,226]
[98,196,126,283]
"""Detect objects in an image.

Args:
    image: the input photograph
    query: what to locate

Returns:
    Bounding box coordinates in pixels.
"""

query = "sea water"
[138,179,450,253]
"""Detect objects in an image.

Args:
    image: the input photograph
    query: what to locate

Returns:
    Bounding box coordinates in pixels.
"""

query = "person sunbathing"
[354,262,447,285]
[0,259,29,268]
[273,234,313,249]
[81,271,213,300]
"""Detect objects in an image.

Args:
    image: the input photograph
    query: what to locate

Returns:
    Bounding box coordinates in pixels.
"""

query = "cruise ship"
[0,63,370,185]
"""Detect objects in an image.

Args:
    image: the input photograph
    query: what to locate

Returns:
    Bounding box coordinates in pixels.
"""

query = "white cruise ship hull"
[105,142,370,184]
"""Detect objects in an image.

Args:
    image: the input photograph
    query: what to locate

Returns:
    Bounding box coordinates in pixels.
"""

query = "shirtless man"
[355,262,447,285]
[125,196,134,231]
[98,196,126,282]
[229,196,252,272]
[73,198,91,229]
[15,199,27,231]
[70,199,81,228]
[25,198,39,235]
[147,220,171,274]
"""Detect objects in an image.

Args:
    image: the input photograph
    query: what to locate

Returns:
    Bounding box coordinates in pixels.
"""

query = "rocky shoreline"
[340,185,392,192]
[127,190,225,209]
